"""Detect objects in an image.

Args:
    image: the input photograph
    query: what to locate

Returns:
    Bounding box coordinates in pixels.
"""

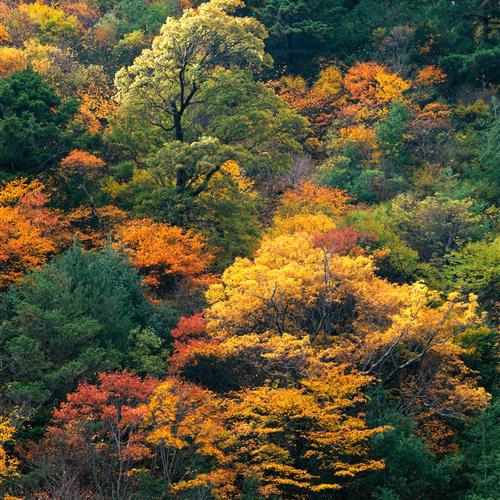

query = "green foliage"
[0,245,171,418]
[0,69,80,174]
[191,69,308,179]
[459,398,500,499]
[113,0,270,146]
[248,0,343,74]
[388,194,484,262]
[319,158,384,204]
[344,207,421,283]
[442,238,500,314]
[376,101,410,175]
[351,402,462,500]
[475,110,500,204]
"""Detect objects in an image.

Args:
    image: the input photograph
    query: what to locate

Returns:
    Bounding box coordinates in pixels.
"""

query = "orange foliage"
[411,102,452,136]
[60,149,106,174]
[67,204,128,248]
[38,372,159,497]
[269,65,344,136]
[171,313,207,340]
[114,218,214,290]
[0,24,9,42]
[280,181,351,217]
[341,62,410,122]
[0,179,67,288]
[415,65,447,86]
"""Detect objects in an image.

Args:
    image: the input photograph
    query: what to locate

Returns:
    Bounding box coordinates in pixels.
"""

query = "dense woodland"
[0,0,499,498]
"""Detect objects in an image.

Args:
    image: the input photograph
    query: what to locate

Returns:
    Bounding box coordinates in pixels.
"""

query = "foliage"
[114,0,269,145]
[114,217,213,292]
[0,0,498,497]
[0,69,81,174]
[0,417,18,484]
[0,179,67,289]
[0,245,170,422]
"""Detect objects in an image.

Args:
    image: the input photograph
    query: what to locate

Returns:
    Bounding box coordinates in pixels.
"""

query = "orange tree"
[0,179,67,289]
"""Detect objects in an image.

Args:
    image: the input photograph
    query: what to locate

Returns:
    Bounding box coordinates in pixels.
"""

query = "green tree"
[388,194,484,262]
[0,69,81,174]
[350,409,460,500]
[249,0,343,73]
[189,69,307,179]
[459,398,500,499]
[113,0,269,147]
[443,238,500,314]
[0,245,172,421]
[376,101,410,194]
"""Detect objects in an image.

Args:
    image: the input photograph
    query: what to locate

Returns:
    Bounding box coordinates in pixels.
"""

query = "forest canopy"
[0,0,498,498]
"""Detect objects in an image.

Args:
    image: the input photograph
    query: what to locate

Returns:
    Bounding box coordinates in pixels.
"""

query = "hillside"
[0,0,498,498]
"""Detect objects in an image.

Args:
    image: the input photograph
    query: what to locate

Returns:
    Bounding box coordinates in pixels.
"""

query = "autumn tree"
[205,211,490,423]
[0,417,17,486]
[114,218,213,294]
[143,378,231,498]
[224,366,387,497]
[341,62,410,124]
[269,65,344,137]
[33,372,159,499]
[19,1,80,43]
[60,149,106,223]
[0,178,66,289]
[0,47,27,77]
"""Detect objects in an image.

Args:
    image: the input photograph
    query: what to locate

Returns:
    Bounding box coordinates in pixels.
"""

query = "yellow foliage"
[311,65,343,99]
[374,70,410,103]
[206,159,255,196]
[335,125,381,164]
[22,39,61,75]
[0,178,44,205]
[0,47,28,77]
[0,418,18,483]
[224,365,387,496]
[205,212,489,420]
[0,24,10,42]
[19,1,79,40]
[270,212,336,237]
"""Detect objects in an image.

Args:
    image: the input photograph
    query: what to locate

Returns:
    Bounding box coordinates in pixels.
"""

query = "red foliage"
[171,313,207,340]
[312,227,378,256]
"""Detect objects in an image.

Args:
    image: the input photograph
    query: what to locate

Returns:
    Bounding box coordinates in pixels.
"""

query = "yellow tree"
[205,212,490,422]
[144,378,233,499]
[0,417,17,485]
[224,365,387,497]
